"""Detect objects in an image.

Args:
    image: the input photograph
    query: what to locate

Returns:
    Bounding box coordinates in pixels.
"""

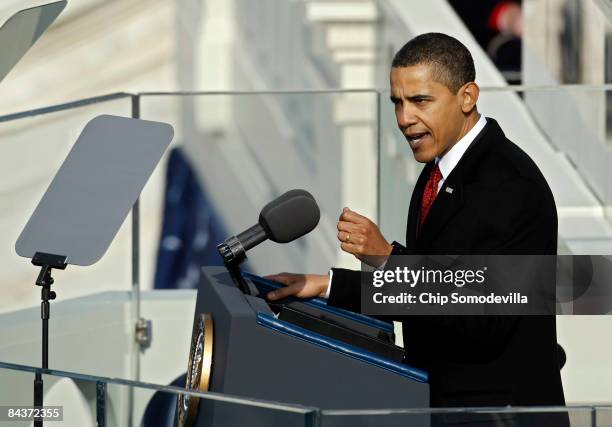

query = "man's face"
[390,64,467,163]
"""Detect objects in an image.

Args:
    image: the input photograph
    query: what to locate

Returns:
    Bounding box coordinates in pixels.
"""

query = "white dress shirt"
[324,114,487,299]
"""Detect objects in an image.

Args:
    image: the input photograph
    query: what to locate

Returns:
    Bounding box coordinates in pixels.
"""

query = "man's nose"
[397,106,418,129]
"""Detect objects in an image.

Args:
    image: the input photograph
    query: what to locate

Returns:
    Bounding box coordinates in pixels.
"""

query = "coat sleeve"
[327,240,410,312]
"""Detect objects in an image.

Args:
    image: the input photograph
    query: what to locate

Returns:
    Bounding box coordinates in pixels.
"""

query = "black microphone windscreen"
[258,189,320,243]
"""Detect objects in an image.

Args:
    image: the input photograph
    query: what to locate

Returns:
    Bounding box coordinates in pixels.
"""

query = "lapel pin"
[445,187,454,194]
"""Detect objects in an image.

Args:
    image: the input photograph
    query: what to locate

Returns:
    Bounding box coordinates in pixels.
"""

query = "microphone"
[217,189,320,266]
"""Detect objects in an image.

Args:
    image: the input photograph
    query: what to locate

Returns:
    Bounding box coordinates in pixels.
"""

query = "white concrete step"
[326,23,377,49]
[332,49,377,63]
[340,62,376,87]
[306,1,378,23]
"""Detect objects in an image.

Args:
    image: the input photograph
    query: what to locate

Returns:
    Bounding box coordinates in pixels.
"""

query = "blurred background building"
[0,0,612,424]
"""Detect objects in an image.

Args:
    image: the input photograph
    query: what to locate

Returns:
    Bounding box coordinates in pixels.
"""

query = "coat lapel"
[405,161,434,250]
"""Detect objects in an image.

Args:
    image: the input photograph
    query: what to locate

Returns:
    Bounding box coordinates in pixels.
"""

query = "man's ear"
[460,82,479,113]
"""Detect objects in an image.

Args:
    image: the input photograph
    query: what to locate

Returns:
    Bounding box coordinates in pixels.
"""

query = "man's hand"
[264,273,329,301]
[337,207,393,267]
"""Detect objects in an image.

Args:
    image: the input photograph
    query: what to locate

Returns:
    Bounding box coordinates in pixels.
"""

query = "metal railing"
[1,359,611,426]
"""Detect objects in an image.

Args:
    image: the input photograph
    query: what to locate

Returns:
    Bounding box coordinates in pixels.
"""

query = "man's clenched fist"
[337,207,393,267]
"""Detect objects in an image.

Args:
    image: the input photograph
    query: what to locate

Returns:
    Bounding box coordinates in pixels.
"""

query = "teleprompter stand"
[15,115,174,425]
[30,252,66,427]
[0,2,68,425]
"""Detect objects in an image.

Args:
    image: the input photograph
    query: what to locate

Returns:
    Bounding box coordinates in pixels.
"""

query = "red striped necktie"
[419,163,442,230]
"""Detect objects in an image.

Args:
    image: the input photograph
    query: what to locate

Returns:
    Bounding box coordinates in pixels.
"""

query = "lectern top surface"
[0,1,66,84]
[16,115,174,266]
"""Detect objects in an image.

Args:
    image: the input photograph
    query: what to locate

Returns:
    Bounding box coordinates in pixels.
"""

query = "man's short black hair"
[392,33,475,93]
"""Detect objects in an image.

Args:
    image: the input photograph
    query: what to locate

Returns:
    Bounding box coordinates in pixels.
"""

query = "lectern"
[177,266,430,427]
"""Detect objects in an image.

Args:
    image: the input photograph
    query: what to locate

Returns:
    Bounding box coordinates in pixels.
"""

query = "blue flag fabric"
[153,147,226,289]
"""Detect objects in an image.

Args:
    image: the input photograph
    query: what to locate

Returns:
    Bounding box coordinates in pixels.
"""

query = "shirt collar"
[436,114,487,180]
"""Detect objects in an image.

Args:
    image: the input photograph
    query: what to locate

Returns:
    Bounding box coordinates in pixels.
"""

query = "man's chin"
[412,150,436,163]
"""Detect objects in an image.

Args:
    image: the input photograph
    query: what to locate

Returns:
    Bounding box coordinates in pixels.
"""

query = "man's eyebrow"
[390,94,434,103]
[407,94,434,101]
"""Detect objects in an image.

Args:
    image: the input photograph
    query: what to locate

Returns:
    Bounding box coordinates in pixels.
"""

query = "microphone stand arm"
[217,237,251,295]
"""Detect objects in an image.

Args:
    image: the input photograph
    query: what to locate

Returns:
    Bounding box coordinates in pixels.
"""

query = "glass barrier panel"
[0,363,320,427]
[140,91,379,276]
[0,360,602,427]
[0,96,134,315]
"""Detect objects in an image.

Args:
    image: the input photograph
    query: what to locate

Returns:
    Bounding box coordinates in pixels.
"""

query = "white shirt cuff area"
[324,269,333,299]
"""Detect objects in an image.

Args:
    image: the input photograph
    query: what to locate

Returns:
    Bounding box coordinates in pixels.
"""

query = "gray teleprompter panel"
[16,115,174,266]
[188,267,429,427]
[0,1,66,84]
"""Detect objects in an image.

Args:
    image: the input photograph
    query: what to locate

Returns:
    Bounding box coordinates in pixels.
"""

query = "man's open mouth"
[406,132,429,146]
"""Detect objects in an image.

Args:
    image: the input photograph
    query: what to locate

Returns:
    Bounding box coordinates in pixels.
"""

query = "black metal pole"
[33,267,56,427]
[42,284,51,372]
[30,254,65,427]
[96,381,107,427]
